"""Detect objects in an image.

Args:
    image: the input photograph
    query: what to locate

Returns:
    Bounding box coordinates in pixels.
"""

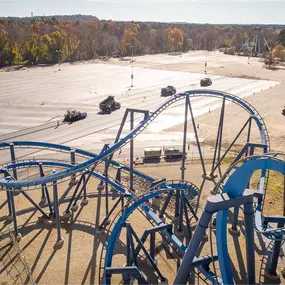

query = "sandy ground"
[1,163,284,285]
[1,51,285,284]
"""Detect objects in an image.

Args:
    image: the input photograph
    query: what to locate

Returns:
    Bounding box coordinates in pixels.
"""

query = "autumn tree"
[25,33,47,64]
[43,31,68,62]
[121,24,140,55]
[167,28,184,52]
[11,43,22,65]
[278,29,285,46]
[273,44,285,58]
[0,30,10,66]
[61,22,80,61]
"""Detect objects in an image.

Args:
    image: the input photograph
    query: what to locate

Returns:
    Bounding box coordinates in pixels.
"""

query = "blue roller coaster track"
[0,89,269,189]
[1,89,281,285]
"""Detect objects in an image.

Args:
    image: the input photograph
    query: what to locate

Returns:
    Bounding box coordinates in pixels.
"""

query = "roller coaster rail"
[0,89,269,190]
[1,89,279,285]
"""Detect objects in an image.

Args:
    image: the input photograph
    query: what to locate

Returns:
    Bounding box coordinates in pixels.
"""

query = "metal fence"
[1,226,35,285]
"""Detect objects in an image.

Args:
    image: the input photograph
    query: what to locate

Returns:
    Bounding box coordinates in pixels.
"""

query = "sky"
[0,0,285,24]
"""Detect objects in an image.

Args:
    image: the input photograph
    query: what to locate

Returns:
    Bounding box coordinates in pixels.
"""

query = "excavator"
[63,109,87,123]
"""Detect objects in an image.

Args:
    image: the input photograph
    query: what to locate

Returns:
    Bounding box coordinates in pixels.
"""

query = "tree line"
[0,15,285,67]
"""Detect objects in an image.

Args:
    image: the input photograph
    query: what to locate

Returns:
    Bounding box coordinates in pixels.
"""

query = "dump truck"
[164,147,184,159]
[144,148,162,161]
[161,86,176,97]
[200,78,212,87]
[63,109,87,123]
[99,96,121,113]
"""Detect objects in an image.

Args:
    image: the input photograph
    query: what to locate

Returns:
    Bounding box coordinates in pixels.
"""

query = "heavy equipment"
[200,78,212,87]
[99,96,121,113]
[161,86,176,96]
[63,110,87,123]
[144,148,162,161]
[164,147,184,159]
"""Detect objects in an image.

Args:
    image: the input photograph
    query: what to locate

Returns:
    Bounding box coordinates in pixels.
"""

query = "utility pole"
[130,45,134,87]
[56,49,61,71]
[204,52,207,74]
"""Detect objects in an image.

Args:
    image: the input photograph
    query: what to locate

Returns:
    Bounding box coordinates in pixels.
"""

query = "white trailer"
[144,148,162,160]
[164,147,184,158]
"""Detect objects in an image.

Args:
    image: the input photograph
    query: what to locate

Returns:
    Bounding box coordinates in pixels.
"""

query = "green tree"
[11,42,22,65]
[0,30,11,66]
[43,31,68,63]
[25,33,47,64]
[66,36,80,61]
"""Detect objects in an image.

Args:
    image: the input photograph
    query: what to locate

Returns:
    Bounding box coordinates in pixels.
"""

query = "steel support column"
[175,189,180,218]
[65,174,84,213]
[177,191,184,232]
[53,176,63,248]
[216,97,226,177]
[4,171,12,218]
[99,196,123,229]
[181,96,189,181]
[82,171,87,200]
[126,221,132,266]
[20,190,49,218]
[244,201,255,284]
[6,191,12,218]
[245,117,252,157]
[130,111,134,192]
[9,190,20,237]
[231,206,240,231]
[209,117,252,177]
[183,197,192,237]
[9,143,17,180]
[150,232,156,261]
[39,163,46,203]
[174,206,213,284]
[70,149,76,182]
[105,158,109,215]
[188,97,207,176]
[268,221,284,276]
[159,191,173,218]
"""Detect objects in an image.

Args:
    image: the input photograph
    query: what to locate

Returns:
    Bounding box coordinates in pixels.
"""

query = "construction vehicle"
[99,96,121,113]
[282,107,285,116]
[144,148,162,161]
[200,78,212,87]
[161,86,176,97]
[164,147,184,159]
[63,109,87,123]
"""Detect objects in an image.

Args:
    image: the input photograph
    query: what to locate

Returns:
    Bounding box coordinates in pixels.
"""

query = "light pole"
[56,49,61,71]
[130,45,134,87]
[204,51,207,74]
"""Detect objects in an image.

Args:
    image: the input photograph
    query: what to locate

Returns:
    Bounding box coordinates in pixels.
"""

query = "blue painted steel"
[0,141,155,183]
[104,190,172,274]
[2,160,131,196]
[0,90,269,189]
[216,156,285,284]
[2,161,191,255]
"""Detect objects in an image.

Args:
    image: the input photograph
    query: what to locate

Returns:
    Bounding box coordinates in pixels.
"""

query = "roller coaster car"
[282,107,285,116]
[200,78,212,87]
[99,96,121,114]
[161,86,176,97]
[63,110,87,123]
